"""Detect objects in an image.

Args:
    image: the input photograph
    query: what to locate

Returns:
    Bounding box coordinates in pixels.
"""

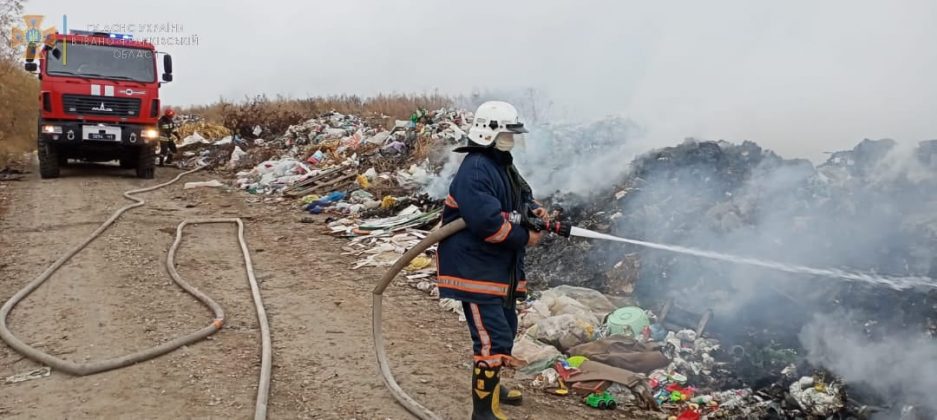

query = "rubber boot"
[500,385,523,406]
[472,363,508,420]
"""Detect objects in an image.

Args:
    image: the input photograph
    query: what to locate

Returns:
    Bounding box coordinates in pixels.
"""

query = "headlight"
[42,125,62,134]
[142,128,159,139]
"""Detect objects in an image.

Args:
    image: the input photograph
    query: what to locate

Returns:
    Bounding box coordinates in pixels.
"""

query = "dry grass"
[177,121,231,140]
[0,58,39,166]
[178,93,453,138]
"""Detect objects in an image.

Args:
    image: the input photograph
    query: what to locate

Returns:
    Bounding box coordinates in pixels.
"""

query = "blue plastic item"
[324,191,346,202]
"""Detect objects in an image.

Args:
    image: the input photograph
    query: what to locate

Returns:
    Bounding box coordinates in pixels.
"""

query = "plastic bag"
[300,194,321,205]
[405,255,433,272]
[381,196,397,209]
[365,131,390,145]
[520,294,600,329]
[530,368,559,388]
[439,298,466,322]
[356,174,370,188]
[519,299,553,329]
[180,132,208,147]
[304,191,347,213]
[349,190,375,203]
[228,146,247,169]
[540,285,617,320]
[526,314,598,353]
[513,336,562,379]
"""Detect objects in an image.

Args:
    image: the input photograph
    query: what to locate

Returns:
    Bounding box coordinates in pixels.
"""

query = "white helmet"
[467,101,528,147]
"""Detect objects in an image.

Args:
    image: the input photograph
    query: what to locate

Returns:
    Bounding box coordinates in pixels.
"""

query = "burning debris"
[526,137,937,417]
[788,376,845,417]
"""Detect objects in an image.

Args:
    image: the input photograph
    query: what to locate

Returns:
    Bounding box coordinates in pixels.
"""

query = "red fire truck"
[25,30,173,179]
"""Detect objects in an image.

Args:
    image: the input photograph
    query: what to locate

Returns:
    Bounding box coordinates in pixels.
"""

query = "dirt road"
[0,162,645,419]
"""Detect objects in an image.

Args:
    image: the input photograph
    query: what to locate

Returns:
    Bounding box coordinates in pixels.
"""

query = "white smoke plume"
[799,313,937,416]
[422,113,646,200]
[424,151,464,199]
[514,117,645,198]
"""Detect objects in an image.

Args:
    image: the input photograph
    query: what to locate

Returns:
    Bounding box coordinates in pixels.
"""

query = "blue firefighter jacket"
[436,148,538,305]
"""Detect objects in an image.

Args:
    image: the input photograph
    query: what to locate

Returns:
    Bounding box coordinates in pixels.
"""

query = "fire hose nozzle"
[507,211,572,238]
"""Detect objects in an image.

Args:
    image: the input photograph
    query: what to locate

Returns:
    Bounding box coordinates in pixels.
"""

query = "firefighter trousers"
[463,302,518,367]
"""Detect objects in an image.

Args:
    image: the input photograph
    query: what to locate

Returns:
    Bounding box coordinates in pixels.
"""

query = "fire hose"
[372,212,572,420]
[0,167,272,420]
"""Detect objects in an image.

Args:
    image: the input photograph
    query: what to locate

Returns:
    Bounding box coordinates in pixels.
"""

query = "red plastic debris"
[665,383,696,398]
[676,409,701,420]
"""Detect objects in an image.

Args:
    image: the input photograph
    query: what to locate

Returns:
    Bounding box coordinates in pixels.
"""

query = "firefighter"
[157,107,180,166]
[436,101,549,420]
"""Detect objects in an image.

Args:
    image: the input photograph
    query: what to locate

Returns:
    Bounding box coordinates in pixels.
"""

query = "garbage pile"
[503,285,874,418]
[170,108,470,202]
[169,109,470,300]
[525,138,937,417]
[179,101,936,416]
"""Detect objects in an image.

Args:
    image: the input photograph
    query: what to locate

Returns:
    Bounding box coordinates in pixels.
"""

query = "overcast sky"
[27,0,937,160]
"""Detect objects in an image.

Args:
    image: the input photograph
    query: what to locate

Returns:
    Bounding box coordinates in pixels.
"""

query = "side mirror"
[163,54,173,74]
[162,73,173,82]
[24,62,38,72]
[51,48,61,60]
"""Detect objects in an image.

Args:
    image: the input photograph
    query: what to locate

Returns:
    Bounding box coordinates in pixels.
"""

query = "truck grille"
[62,94,141,117]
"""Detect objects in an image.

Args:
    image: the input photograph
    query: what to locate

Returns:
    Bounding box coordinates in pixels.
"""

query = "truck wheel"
[38,142,61,179]
[135,144,155,179]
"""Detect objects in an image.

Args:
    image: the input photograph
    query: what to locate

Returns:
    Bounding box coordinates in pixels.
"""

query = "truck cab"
[27,30,173,179]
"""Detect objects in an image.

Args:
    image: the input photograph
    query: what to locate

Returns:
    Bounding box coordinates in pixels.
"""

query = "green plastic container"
[606,306,649,337]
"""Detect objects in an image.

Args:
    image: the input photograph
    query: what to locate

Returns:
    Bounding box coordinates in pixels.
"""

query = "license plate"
[83,125,121,141]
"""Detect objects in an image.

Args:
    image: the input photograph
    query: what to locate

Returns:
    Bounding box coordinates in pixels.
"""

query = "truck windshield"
[45,42,155,83]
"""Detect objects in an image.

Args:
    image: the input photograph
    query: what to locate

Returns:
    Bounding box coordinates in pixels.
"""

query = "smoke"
[514,117,645,197]
[579,137,937,410]
[871,140,937,185]
[610,138,936,304]
[799,312,937,415]
[424,151,464,199]
[422,110,646,200]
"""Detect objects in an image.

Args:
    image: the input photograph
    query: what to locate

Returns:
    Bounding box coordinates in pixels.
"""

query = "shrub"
[0,58,39,166]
